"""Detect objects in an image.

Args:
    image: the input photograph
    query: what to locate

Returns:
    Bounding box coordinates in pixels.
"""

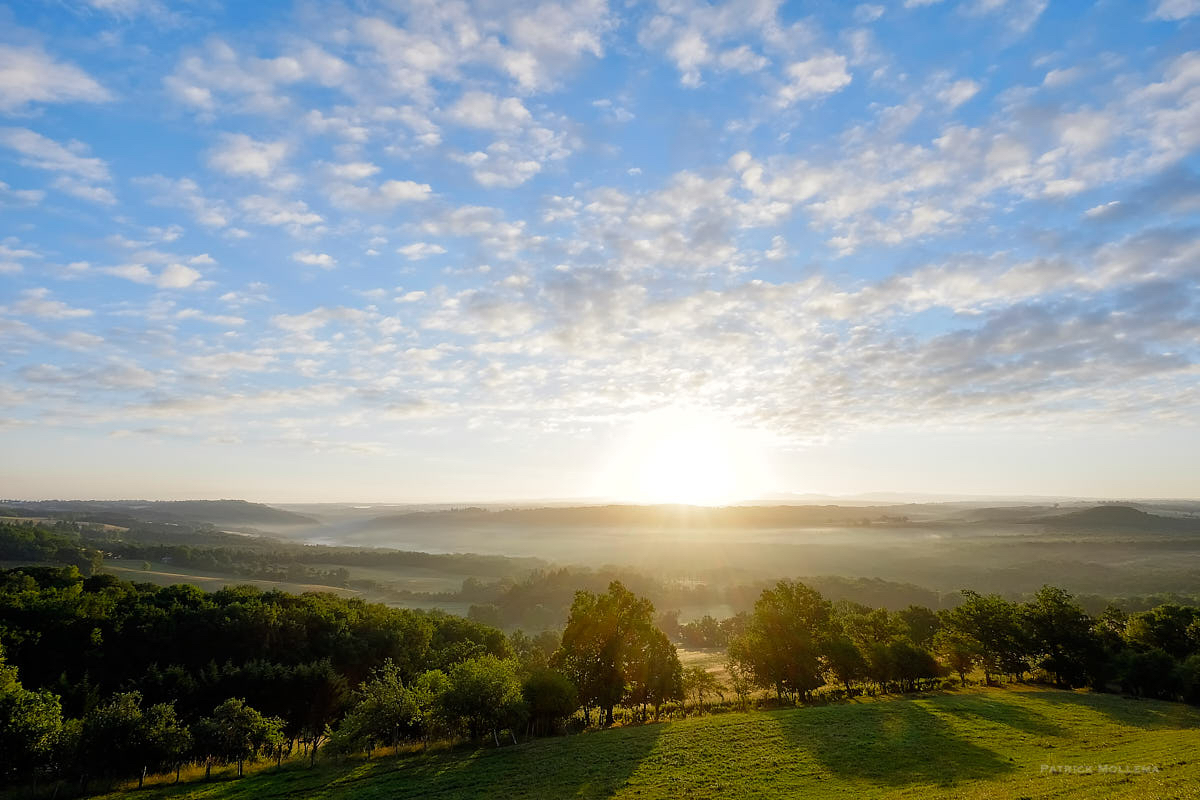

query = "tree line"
[6,565,1200,794]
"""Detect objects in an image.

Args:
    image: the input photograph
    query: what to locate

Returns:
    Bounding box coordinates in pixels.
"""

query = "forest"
[5,551,1200,796]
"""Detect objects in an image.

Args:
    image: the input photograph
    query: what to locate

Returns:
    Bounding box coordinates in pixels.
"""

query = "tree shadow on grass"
[314,726,666,800]
[767,700,1016,787]
[936,695,1065,737]
[102,727,666,800]
[1011,690,1200,731]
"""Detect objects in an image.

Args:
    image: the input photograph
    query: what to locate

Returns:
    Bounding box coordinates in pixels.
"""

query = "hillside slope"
[98,687,1200,800]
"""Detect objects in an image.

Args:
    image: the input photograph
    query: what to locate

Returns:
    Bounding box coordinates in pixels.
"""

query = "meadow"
[92,687,1200,800]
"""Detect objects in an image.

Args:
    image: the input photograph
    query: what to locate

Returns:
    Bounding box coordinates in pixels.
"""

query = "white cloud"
[853,4,886,23]
[105,263,203,289]
[398,242,447,260]
[176,308,245,326]
[165,38,352,115]
[1043,67,1082,88]
[0,44,111,111]
[777,55,852,106]
[1153,0,1200,19]
[184,351,275,374]
[937,78,981,109]
[447,91,532,131]
[208,133,290,179]
[0,180,44,206]
[638,0,797,88]
[0,128,109,182]
[326,161,380,180]
[292,251,337,269]
[52,176,117,205]
[240,195,323,229]
[325,178,432,209]
[137,175,232,228]
[5,288,92,319]
[380,180,432,202]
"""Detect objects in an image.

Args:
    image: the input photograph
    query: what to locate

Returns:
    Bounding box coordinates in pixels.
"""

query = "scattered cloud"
[0,44,111,111]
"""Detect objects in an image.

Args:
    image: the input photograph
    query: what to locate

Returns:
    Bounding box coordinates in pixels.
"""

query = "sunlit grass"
[87,686,1200,800]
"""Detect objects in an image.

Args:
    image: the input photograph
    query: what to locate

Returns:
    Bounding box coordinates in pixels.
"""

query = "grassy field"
[100,563,363,598]
[93,686,1200,800]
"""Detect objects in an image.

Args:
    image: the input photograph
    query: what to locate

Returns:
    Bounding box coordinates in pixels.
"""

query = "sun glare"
[596,407,773,506]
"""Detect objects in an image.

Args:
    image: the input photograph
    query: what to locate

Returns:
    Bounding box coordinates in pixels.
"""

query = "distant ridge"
[0,499,318,528]
[1034,504,1200,532]
[359,503,924,530]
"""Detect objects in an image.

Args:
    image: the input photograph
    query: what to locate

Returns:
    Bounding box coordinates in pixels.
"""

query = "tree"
[411,669,452,745]
[288,660,349,766]
[522,668,577,736]
[627,628,683,720]
[0,645,64,787]
[143,702,191,784]
[886,641,943,692]
[898,605,941,648]
[552,581,670,726]
[1125,605,1200,660]
[724,657,753,708]
[933,627,979,686]
[1022,586,1101,688]
[509,630,559,671]
[329,660,420,756]
[682,667,724,713]
[939,591,1029,684]
[824,636,867,692]
[195,698,284,778]
[1117,648,1180,699]
[441,656,526,745]
[729,580,835,702]
[79,692,148,789]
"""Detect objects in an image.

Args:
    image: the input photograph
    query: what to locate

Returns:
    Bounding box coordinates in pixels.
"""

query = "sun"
[595,407,773,506]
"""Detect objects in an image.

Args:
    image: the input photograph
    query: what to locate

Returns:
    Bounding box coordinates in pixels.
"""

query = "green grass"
[96,687,1200,800]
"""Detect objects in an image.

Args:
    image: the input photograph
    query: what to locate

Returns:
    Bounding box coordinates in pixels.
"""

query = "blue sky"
[1,0,1198,502]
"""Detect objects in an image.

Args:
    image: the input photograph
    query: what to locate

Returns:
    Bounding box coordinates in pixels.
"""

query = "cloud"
[777,55,852,106]
[324,177,432,209]
[0,180,44,206]
[380,180,432,202]
[240,195,323,229]
[4,288,92,319]
[207,133,290,179]
[936,78,980,109]
[447,91,532,130]
[137,175,232,228]
[853,4,885,23]
[0,128,109,182]
[326,161,380,180]
[292,251,337,269]
[52,176,117,205]
[105,263,204,289]
[1152,0,1199,20]
[0,44,111,111]
[638,0,795,88]
[398,242,447,260]
[165,38,352,115]
[184,351,275,374]
[176,308,245,326]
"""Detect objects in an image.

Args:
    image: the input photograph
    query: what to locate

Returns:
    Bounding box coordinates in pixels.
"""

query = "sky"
[1,0,1198,504]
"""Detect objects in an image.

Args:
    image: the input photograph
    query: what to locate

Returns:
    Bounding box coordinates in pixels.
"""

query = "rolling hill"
[95,686,1200,800]
[0,499,318,529]
[1035,505,1200,533]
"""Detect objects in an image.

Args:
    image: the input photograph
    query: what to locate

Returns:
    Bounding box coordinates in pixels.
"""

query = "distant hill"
[0,499,317,528]
[361,503,923,531]
[1034,505,1200,532]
